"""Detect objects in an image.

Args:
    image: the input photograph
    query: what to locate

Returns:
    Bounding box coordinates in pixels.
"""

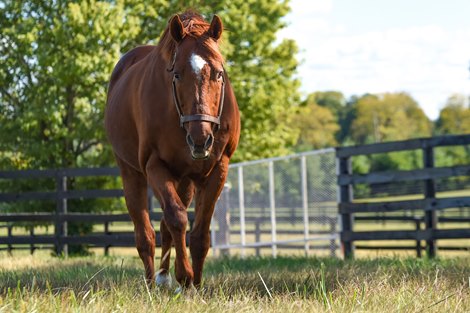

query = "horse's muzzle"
[186,133,214,160]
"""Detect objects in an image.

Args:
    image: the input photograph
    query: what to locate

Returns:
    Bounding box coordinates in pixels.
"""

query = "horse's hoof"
[174,284,197,295]
[155,271,172,289]
[175,286,183,294]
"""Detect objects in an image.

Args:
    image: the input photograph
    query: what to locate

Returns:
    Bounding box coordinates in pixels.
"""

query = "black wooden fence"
[0,167,197,255]
[3,134,470,258]
[0,167,333,256]
[336,134,470,259]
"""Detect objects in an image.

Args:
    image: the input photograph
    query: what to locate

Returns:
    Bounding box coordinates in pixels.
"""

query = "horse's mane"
[157,10,223,65]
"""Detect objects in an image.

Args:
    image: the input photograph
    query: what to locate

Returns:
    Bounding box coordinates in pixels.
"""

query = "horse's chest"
[159,151,213,179]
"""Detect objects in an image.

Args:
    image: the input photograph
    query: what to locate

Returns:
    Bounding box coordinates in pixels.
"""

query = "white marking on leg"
[156,269,173,289]
[155,250,172,288]
[190,53,207,77]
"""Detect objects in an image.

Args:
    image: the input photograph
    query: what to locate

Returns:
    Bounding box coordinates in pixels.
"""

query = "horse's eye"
[217,71,224,81]
[174,73,181,80]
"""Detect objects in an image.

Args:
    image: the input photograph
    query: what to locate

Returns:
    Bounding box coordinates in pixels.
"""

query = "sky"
[278,0,470,120]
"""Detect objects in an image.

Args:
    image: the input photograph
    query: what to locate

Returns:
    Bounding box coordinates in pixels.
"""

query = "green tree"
[0,0,140,169]
[0,0,299,167]
[306,91,345,117]
[435,94,470,135]
[292,100,339,151]
[0,0,141,253]
[338,95,359,145]
[434,94,470,168]
[304,91,359,144]
[347,92,431,196]
[218,0,300,161]
[0,1,300,252]
[351,92,431,145]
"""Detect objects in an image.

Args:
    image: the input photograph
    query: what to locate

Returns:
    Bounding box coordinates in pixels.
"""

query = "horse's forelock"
[158,11,224,65]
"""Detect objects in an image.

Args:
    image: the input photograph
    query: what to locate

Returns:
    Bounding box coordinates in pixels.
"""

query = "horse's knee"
[164,208,188,233]
[135,229,155,256]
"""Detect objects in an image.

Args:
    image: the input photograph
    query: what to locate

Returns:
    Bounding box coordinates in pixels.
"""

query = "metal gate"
[210,148,339,257]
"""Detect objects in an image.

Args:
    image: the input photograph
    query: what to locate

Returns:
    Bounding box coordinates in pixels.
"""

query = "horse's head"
[168,14,225,160]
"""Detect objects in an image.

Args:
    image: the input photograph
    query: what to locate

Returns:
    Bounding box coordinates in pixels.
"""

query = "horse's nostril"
[186,133,194,147]
[204,134,214,150]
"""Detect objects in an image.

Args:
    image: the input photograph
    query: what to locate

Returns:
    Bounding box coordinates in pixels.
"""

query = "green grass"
[1,252,469,312]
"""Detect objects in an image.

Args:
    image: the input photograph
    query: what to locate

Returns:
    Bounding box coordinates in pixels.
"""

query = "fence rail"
[336,134,470,259]
[1,148,340,257]
[0,167,151,255]
[3,134,469,258]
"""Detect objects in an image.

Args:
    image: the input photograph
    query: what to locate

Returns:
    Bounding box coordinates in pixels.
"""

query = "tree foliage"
[305,91,345,117]
[302,91,357,144]
[292,97,339,151]
[0,0,299,169]
[218,0,300,161]
[435,94,470,135]
[0,0,140,169]
[2,1,470,210]
[350,92,431,145]
[434,94,470,168]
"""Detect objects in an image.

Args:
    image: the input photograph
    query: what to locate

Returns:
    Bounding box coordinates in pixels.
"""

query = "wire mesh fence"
[210,148,339,257]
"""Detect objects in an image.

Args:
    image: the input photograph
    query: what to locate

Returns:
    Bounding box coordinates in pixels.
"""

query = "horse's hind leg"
[116,157,155,284]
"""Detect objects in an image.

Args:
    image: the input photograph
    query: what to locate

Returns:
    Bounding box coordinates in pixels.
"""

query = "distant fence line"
[0,148,340,257]
[0,167,152,255]
[337,134,470,258]
[1,134,470,258]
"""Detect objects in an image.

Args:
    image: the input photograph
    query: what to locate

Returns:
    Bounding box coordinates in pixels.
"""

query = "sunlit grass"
[0,252,469,312]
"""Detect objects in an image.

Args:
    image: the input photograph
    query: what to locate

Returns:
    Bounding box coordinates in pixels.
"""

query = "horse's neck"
[141,49,170,83]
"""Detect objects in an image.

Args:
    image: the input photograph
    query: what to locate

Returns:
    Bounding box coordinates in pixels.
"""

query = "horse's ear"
[170,14,185,43]
[208,15,223,41]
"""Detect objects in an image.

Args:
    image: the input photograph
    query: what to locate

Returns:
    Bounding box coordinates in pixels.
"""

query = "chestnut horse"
[105,11,240,288]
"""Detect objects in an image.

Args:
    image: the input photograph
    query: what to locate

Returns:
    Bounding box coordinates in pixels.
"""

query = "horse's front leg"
[146,156,194,287]
[157,178,194,288]
[116,157,155,285]
[191,155,230,287]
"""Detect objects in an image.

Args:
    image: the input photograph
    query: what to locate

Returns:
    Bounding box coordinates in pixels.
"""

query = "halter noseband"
[169,51,225,130]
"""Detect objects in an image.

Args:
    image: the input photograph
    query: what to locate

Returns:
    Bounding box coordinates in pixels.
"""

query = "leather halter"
[169,51,225,130]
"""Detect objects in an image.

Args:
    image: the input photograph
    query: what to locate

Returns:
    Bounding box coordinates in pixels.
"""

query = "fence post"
[338,155,354,259]
[255,219,261,257]
[415,218,422,258]
[423,146,437,258]
[30,227,35,255]
[210,217,217,257]
[238,166,246,257]
[215,184,231,257]
[300,156,310,257]
[147,186,153,213]
[104,221,110,256]
[7,225,12,255]
[55,172,68,256]
[329,218,336,257]
[268,161,277,257]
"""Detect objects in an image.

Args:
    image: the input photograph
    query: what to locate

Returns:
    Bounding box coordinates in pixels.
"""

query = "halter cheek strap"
[171,70,225,130]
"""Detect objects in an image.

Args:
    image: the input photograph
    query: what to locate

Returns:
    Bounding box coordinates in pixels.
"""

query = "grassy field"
[0,252,469,312]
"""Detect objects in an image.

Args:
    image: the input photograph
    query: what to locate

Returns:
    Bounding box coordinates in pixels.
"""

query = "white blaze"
[190,53,207,76]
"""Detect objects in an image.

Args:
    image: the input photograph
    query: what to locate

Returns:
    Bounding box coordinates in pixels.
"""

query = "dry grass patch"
[0,253,469,312]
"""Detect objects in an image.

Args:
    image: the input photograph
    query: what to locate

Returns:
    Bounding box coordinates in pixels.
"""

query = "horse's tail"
[108,45,155,94]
